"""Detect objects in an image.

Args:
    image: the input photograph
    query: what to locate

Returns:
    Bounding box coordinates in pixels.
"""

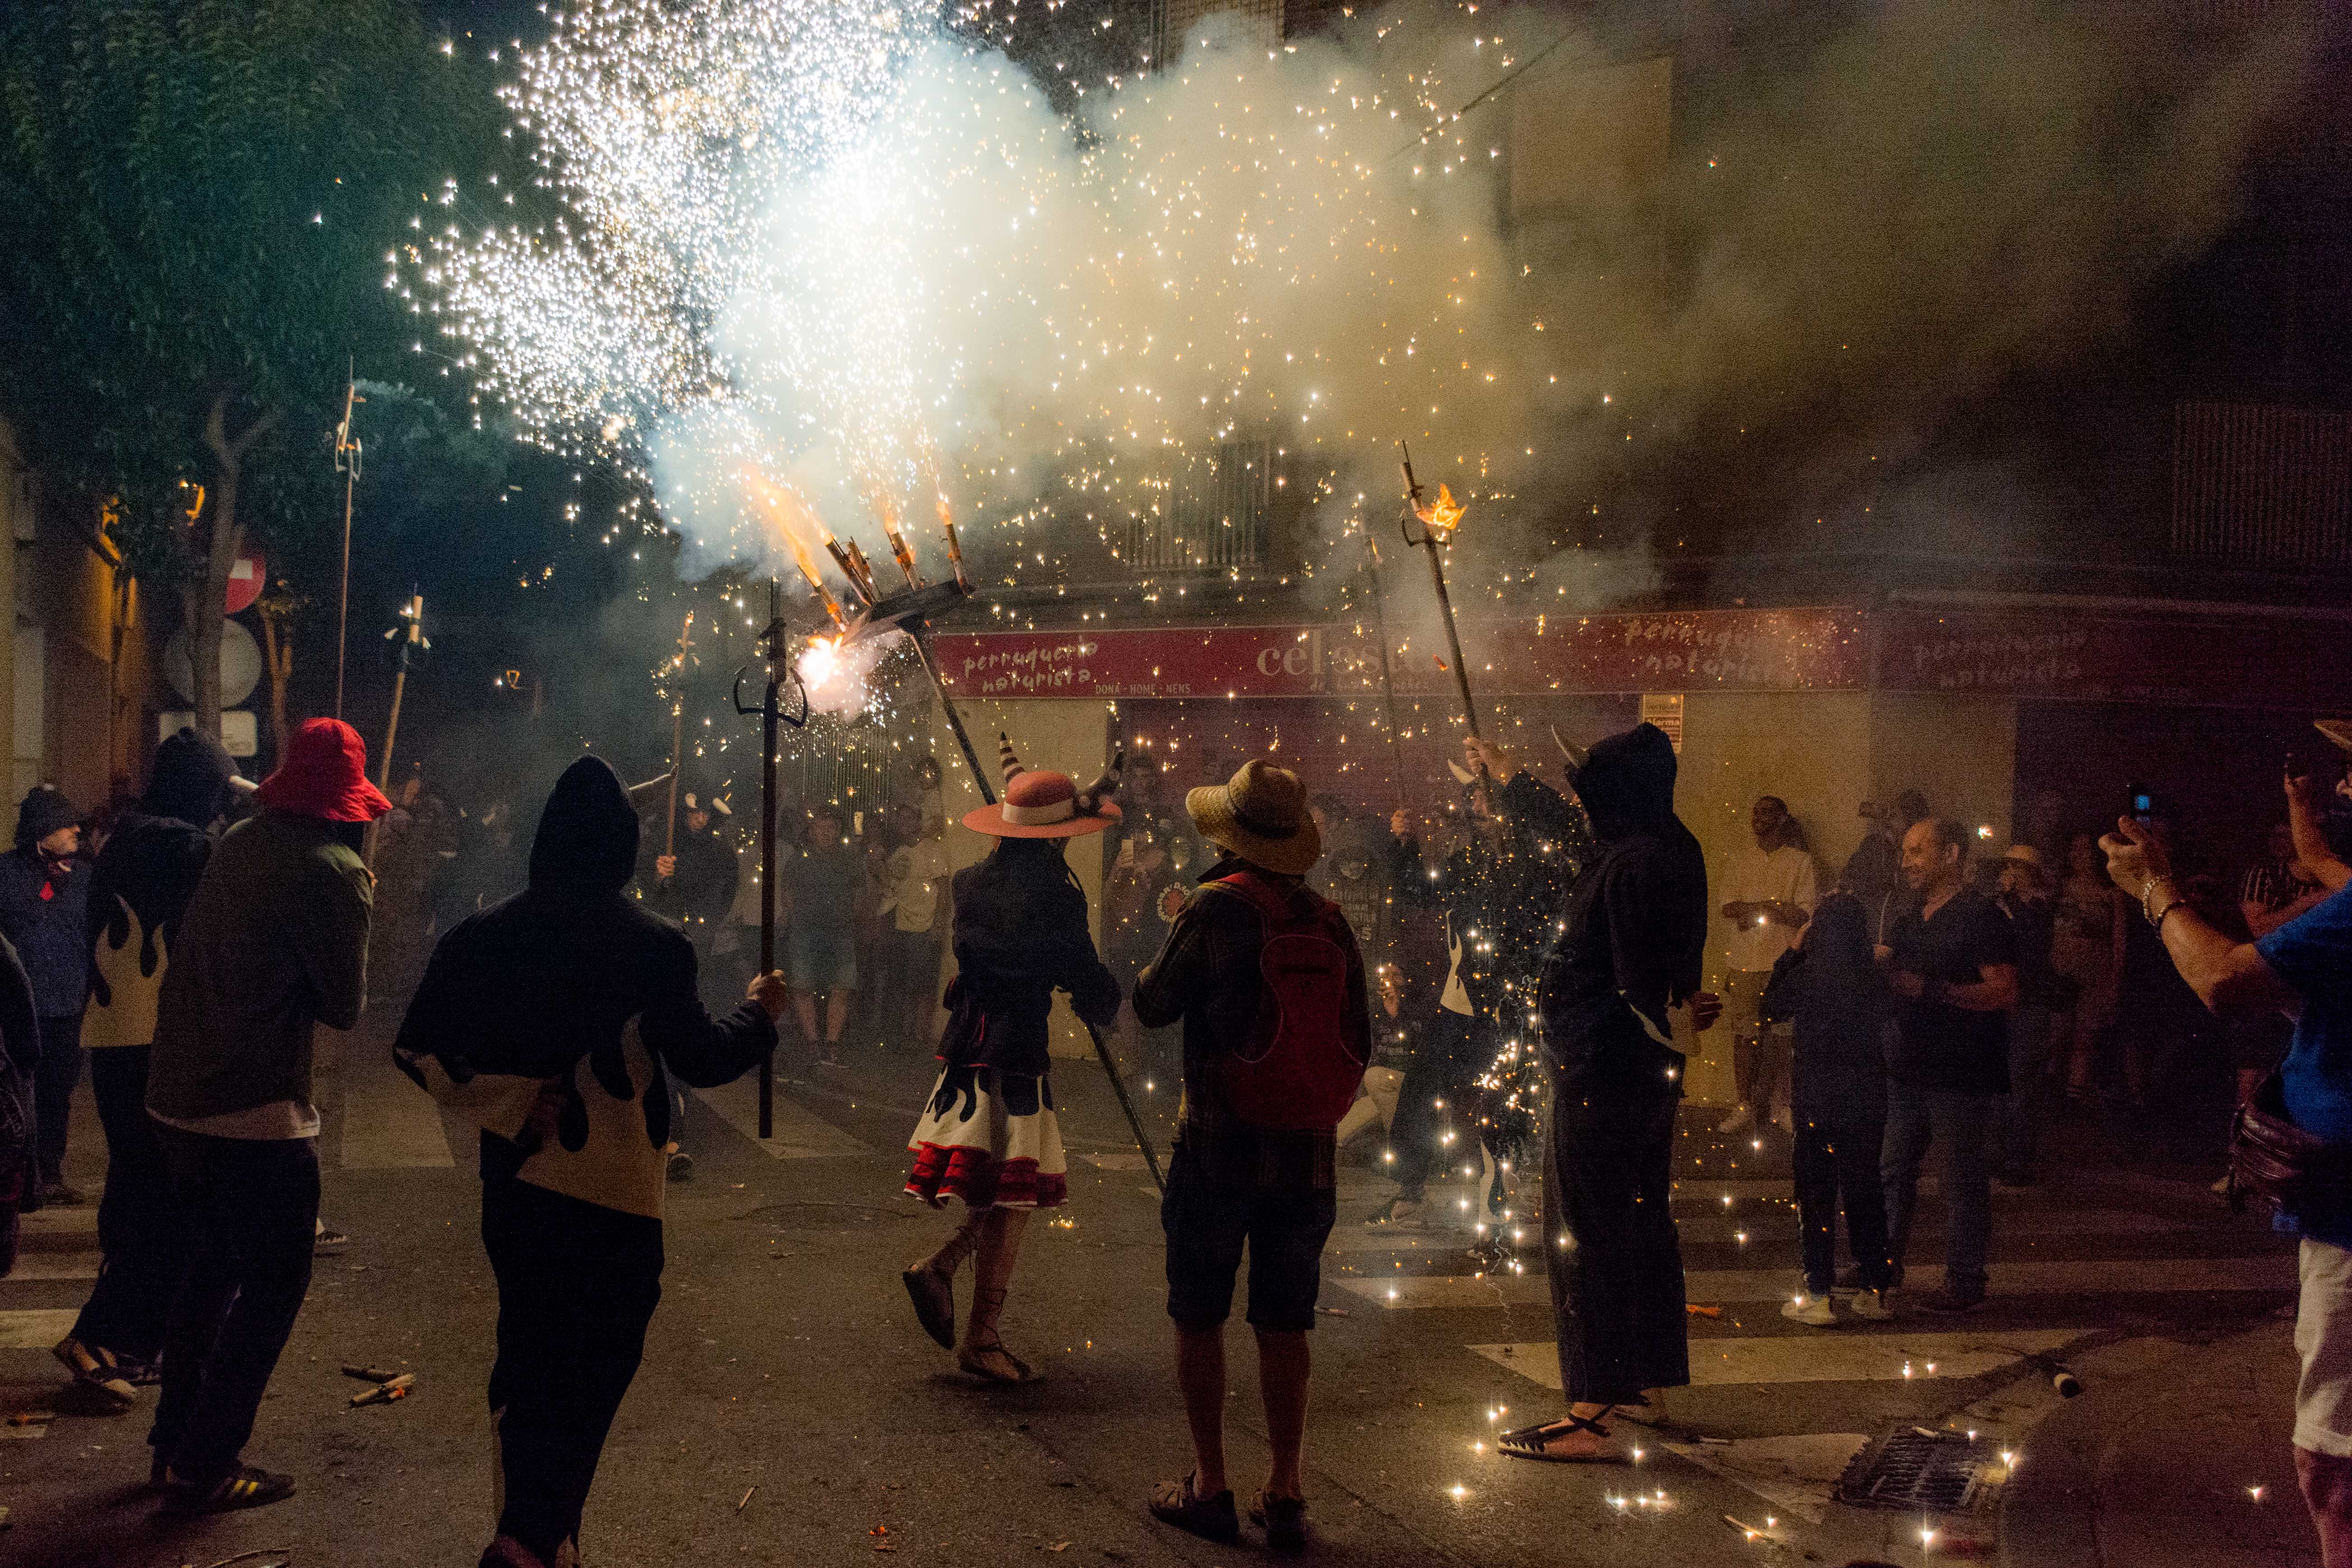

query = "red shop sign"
[932,626,1326,700]
[1878,610,2352,710]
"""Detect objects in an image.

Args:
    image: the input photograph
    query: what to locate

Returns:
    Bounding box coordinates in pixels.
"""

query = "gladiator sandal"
[956,1287,1037,1383]
[904,1213,984,1350]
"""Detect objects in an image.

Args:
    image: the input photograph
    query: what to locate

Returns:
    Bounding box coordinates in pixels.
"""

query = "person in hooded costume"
[0,783,94,1203]
[900,737,1122,1385]
[53,727,248,1406]
[1463,726,1718,1463]
[395,756,784,1568]
[145,717,384,1512]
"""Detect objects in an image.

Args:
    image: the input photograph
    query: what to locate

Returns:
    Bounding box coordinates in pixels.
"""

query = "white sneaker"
[1780,1292,1836,1326]
[1716,1106,1756,1134]
[1849,1288,1896,1321]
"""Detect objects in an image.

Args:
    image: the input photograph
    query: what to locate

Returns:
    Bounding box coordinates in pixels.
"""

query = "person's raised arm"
[2101,817,2299,1017]
[2288,769,2351,894]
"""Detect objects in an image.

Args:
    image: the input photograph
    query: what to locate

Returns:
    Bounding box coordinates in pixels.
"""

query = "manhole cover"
[739,1202,915,1230]
[1835,1430,2006,1514]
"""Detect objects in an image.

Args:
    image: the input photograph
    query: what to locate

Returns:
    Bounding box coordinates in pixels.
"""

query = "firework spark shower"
[419,0,2315,588]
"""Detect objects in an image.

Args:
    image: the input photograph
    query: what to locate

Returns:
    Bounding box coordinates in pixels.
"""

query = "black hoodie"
[85,729,240,1049]
[1506,723,1709,1072]
[394,756,775,1220]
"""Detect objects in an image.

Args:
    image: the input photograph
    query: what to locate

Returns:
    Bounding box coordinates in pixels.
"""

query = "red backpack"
[1206,870,1366,1132]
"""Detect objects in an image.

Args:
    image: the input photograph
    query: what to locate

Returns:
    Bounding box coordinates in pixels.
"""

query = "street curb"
[1996,1332,2253,1568]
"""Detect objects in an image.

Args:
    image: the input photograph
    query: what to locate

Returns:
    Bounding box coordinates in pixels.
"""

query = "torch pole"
[907,624,996,807]
[1416,538,1480,742]
[758,578,782,1140]
[664,613,693,859]
[1361,535,1409,812]
[1084,1019,1165,1194]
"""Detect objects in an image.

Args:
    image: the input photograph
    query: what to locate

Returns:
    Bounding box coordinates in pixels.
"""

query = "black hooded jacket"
[86,729,240,1048]
[1506,723,1709,1072]
[394,757,775,1217]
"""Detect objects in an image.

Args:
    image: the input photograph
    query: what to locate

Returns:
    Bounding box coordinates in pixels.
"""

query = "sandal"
[52,1336,136,1408]
[1148,1472,1240,1543]
[957,1338,1038,1384]
[1250,1489,1308,1551]
[1365,1196,1426,1227]
[1497,1409,1627,1464]
[903,1265,957,1350]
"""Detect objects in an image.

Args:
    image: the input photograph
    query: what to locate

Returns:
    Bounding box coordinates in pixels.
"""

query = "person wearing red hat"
[143,718,388,1514]
[900,737,1123,1384]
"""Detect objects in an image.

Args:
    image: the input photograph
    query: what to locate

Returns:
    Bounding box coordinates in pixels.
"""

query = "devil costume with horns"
[901,736,1122,1384]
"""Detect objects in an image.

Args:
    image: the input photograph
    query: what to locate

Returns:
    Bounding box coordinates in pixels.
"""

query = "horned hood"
[1567,722,1680,840]
[529,756,641,896]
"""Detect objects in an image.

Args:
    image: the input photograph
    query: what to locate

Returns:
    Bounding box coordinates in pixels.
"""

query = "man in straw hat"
[2099,721,2352,1564]
[1460,726,1720,1464]
[1135,759,1370,1550]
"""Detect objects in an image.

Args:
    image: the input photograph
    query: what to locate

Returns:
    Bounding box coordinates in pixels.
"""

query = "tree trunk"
[194,391,276,741]
[258,606,293,772]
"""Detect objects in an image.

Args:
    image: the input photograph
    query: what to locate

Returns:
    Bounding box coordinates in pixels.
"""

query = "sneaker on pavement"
[1780,1292,1836,1327]
[1918,1283,1986,1314]
[1837,1261,1903,1292]
[1849,1288,1897,1320]
[1715,1105,1756,1134]
[163,1462,297,1514]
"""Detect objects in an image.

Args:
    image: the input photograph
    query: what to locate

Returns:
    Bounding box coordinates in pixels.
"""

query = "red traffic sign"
[225,550,266,616]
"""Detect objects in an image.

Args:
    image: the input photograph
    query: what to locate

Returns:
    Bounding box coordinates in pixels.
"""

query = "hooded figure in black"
[394,756,784,1568]
[56,728,243,1400]
[1472,724,1713,1462]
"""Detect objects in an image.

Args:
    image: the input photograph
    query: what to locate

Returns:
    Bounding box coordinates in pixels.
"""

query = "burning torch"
[1397,443,1485,788]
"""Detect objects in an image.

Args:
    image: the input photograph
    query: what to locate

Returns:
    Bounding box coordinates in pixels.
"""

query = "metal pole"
[1083,1019,1165,1194]
[907,623,996,807]
[664,612,693,858]
[758,578,781,1141]
[333,372,362,719]
[1361,536,1409,811]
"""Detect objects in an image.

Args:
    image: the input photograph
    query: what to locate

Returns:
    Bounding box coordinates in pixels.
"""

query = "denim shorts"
[787,923,856,992]
[1161,1147,1337,1333]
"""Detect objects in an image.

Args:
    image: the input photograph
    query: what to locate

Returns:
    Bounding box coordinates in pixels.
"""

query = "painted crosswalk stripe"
[0,1310,82,1350]
[19,1208,97,1234]
[1333,1204,2190,1258]
[1337,1255,2294,1309]
[693,1078,867,1159]
[4,1256,98,1282]
[1469,1328,2086,1388]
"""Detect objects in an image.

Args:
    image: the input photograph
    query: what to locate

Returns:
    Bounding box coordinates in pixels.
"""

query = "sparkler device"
[1397,441,1488,794]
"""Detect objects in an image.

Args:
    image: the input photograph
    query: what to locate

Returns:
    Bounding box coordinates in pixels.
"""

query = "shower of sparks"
[407,0,1556,594]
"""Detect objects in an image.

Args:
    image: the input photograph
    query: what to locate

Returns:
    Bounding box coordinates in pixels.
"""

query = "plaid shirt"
[1132,858,1369,1190]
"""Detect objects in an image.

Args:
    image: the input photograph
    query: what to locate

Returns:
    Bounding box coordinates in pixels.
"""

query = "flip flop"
[1497,1410,1626,1464]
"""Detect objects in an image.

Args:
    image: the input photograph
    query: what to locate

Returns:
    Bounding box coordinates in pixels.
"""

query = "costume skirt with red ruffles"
[904,1062,1067,1210]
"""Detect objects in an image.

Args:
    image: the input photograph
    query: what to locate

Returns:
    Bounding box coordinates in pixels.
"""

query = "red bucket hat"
[254,718,392,823]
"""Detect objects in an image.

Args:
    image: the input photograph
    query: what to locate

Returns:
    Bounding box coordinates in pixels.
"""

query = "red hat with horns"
[959,733,1123,839]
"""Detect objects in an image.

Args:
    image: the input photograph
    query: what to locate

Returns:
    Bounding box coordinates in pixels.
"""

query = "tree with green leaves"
[0,0,515,733]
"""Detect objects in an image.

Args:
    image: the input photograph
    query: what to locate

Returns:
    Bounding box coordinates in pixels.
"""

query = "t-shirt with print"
[2257,885,2352,1245]
[1886,887,2018,1094]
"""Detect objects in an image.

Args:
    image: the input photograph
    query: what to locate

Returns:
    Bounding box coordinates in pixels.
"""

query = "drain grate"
[1835,1429,2004,1514]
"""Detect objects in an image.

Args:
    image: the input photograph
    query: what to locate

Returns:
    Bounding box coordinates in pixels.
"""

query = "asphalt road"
[0,1026,2297,1567]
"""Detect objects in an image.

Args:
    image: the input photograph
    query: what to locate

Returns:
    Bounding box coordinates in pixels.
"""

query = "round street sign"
[225,549,266,616]
[163,619,263,708]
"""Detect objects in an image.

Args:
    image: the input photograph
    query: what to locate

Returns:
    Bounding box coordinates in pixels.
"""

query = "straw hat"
[1185,759,1321,876]
[960,733,1122,839]
[2318,719,2352,756]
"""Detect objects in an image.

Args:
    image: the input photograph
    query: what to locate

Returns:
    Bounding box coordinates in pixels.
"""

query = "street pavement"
[0,1024,2308,1567]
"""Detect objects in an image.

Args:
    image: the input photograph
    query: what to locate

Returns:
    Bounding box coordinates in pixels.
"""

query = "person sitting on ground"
[1136,759,1370,1551]
[1764,891,1897,1325]
[901,738,1123,1384]
[2100,724,2352,1568]
[395,756,786,1568]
